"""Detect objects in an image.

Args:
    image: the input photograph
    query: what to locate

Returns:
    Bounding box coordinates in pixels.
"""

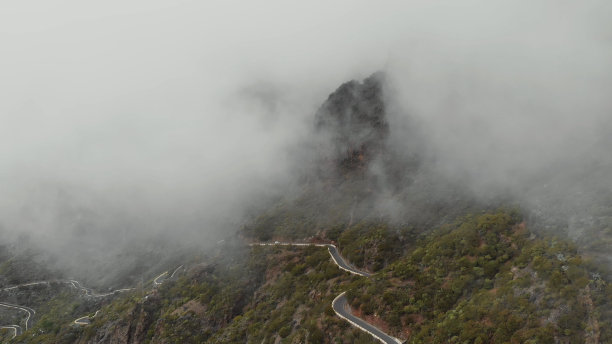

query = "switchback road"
[74,267,180,327]
[0,325,21,339]
[1,277,139,336]
[74,310,99,325]
[251,242,403,344]
[332,292,402,344]
[153,271,168,286]
[0,302,35,331]
[69,280,134,297]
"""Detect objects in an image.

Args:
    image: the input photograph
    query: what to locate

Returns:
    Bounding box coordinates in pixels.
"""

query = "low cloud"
[0,1,610,279]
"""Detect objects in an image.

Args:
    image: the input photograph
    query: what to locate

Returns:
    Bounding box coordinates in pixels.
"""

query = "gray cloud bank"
[0,0,611,279]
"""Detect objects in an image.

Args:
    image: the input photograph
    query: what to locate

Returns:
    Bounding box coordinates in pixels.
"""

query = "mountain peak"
[315,72,388,172]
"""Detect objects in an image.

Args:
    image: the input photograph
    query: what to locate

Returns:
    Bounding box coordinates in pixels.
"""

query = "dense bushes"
[344,210,610,344]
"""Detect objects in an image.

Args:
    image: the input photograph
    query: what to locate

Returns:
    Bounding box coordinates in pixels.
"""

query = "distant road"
[251,242,402,344]
[1,279,133,298]
[0,302,35,331]
[250,242,371,277]
[153,271,168,286]
[2,268,179,335]
[74,310,99,325]
[170,265,183,279]
[1,281,53,291]
[69,280,134,297]
[1,277,132,333]
[74,267,180,326]
[0,325,21,339]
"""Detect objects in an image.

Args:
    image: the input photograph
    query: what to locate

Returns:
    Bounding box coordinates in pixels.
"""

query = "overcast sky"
[1,1,611,255]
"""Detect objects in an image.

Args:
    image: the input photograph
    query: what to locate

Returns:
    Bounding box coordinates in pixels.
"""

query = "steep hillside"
[2,74,611,343]
[243,73,488,242]
[13,210,609,344]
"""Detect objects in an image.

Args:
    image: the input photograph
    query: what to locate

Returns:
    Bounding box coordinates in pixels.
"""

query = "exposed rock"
[315,72,388,174]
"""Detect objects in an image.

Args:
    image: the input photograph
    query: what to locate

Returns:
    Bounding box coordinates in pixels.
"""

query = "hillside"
[1,74,610,344]
[5,210,608,344]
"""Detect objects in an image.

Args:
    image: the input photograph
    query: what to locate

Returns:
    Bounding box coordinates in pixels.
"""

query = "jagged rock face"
[315,72,388,173]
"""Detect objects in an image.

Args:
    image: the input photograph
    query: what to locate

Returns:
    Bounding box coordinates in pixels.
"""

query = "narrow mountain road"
[333,292,402,344]
[69,280,134,297]
[170,265,183,279]
[0,280,78,338]
[73,267,181,327]
[1,281,53,291]
[0,325,21,339]
[74,310,100,325]
[0,302,35,331]
[0,277,139,336]
[153,271,168,286]
[326,244,371,277]
[251,242,403,344]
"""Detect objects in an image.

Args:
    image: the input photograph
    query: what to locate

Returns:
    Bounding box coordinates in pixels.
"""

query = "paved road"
[74,267,179,326]
[332,292,402,344]
[0,302,35,331]
[0,280,71,336]
[170,265,183,279]
[251,242,402,343]
[1,281,53,291]
[2,279,133,298]
[74,310,99,325]
[2,268,175,333]
[251,242,371,277]
[69,280,134,297]
[0,325,21,338]
[326,245,371,277]
[73,315,91,325]
[153,271,168,286]
[0,278,132,335]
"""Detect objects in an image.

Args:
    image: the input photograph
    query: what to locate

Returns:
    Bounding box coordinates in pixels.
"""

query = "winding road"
[0,325,21,339]
[251,242,403,344]
[0,276,149,338]
[170,265,183,279]
[0,302,35,331]
[69,280,135,297]
[153,271,168,286]
[0,281,69,339]
[73,266,182,327]
[74,310,100,325]
[0,243,398,343]
[1,281,53,291]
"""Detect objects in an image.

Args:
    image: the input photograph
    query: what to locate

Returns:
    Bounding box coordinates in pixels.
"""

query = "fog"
[1,1,611,281]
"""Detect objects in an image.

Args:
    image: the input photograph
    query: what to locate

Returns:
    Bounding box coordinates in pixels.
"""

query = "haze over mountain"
[0,3,611,342]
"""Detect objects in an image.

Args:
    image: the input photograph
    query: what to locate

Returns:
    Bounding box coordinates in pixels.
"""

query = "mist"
[1,0,611,282]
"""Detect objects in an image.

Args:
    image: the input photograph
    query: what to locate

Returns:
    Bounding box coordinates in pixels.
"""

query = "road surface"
[326,244,371,277]
[170,265,184,278]
[1,281,52,291]
[251,242,402,343]
[0,325,21,338]
[332,292,402,344]
[2,268,176,334]
[69,280,134,297]
[0,302,35,331]
[74,310,99,325]
[250,242,371,277]
[74,267,179,326]
[153,271,168,286]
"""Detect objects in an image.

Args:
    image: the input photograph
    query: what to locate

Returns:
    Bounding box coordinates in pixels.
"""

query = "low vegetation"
[3,210,610,344]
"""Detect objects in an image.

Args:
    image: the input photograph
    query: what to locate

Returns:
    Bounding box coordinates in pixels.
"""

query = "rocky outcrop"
[81,301,155,344]
[315,72,388,174]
